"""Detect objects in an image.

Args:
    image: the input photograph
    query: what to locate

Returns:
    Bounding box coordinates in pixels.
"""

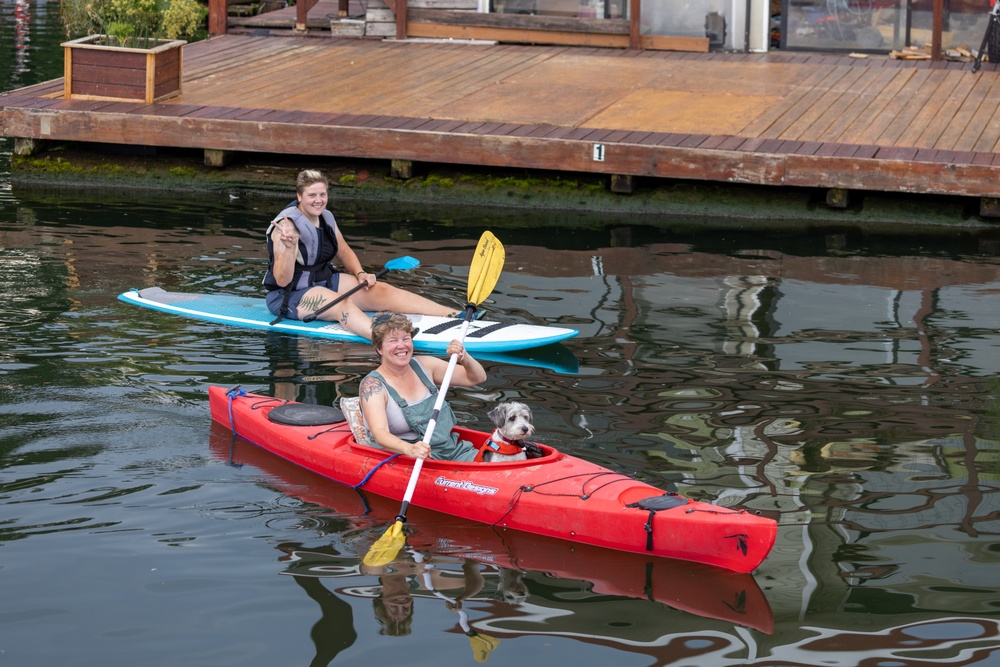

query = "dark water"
[3,6,1000,667]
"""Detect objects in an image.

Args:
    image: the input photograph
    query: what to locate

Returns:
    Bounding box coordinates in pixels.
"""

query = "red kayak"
[209,385,777,573]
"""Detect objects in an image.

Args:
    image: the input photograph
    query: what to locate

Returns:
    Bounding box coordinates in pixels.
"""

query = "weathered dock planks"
[4,35,1000,207]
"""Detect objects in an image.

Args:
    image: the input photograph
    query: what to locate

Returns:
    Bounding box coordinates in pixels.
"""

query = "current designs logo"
[434,476,499,496]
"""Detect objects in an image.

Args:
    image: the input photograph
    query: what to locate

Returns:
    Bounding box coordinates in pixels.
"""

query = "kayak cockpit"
[347,425,561,468]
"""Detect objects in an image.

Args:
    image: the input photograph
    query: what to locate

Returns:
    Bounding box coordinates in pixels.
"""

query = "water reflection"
[1,0,36,91]
[284,569,359,666]
[3,189,1000,665]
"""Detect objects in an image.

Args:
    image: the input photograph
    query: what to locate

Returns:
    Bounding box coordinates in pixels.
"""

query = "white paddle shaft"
[398,315,473,507]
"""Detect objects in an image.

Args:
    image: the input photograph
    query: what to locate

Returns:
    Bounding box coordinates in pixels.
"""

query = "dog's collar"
[486,429,524,455]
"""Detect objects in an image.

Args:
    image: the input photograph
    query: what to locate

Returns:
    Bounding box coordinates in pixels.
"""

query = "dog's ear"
[487,404,505,427]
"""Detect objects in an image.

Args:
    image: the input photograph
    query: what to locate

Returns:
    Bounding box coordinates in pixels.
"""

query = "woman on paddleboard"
[264,169,459,339]
[360,313,486,461]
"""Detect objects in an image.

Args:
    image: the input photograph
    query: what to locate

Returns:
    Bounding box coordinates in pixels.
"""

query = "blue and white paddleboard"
[119,287,579,356]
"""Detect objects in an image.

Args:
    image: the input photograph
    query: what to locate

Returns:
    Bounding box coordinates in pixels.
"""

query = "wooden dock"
[4,34,1000,210]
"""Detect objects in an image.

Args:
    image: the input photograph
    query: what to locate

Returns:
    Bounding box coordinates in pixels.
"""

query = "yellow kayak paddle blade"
[362,520,405,567]
[468,231,505,306]
[468,631,501,663]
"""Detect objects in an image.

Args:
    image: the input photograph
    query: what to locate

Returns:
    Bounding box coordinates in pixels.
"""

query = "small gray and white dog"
[480,401,543,462]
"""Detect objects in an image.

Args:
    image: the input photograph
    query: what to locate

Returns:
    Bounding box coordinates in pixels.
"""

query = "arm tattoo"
[299,295,327,312]
[360,376,384,402]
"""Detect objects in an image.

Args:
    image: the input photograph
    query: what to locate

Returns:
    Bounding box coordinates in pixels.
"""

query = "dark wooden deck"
[4,34,1000,204]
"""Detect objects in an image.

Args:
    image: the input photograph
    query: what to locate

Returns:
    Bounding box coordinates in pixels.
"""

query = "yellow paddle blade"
[362,520,405,567]
[468,231,505,306]
[468,632,501,663]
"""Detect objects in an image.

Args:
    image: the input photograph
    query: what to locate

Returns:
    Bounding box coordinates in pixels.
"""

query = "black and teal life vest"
[262,205,340,293]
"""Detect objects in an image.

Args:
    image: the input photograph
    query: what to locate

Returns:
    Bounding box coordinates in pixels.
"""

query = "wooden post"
[826,188,850,208]
[63,42,73,98]
[144,52,156,104]
[297,0,308,31]
[391,159,413,179]
[931,0,942,60]
[381,0,408,39]
[980,197,1000,218]
[610,174,634,193]
[294,0,320,31]
[14,137,44,156]
[629,0,640,49]
[205,149,234,168]
[397,0,408,39]
[208,0,228,35]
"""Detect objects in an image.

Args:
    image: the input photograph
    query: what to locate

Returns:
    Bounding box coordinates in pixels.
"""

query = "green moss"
[98,163,130,175]
[482,175,543,189]
[12,155,82,174]
[12,154,141,177]
[453,171,599,193]
[338,173,359,186]
[167,165,200,177]
[424,173,455,188]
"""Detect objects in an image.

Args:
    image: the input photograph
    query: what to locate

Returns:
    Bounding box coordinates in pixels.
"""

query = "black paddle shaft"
[301,266,391,323]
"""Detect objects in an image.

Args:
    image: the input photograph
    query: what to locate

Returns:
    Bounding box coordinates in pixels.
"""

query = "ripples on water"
[4,186,1000,665]
[3,7,1000,666]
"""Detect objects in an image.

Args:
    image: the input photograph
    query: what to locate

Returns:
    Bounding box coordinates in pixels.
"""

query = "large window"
[493,0,628,17]
[781,0,989,51]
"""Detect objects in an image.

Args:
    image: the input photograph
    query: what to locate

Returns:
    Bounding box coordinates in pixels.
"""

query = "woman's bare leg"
[345,278,459,317]
[295,286,374,339]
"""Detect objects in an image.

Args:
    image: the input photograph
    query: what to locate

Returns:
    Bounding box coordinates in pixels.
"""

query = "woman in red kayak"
[360,312,486,461]
[264,169,459,339]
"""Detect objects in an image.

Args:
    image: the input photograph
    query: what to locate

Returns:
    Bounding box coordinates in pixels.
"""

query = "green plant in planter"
[61,0,207,49]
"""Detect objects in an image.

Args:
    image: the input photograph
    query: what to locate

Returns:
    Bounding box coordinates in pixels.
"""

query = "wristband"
[356,271,365,278]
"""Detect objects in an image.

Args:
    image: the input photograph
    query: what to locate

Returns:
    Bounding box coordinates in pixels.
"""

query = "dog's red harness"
[475,429,524,462]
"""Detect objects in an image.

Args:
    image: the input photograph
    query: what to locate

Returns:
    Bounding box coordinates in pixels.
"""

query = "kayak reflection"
[284,546,507,662]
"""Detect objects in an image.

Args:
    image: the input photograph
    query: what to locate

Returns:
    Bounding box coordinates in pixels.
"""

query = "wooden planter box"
[62,35,186,104]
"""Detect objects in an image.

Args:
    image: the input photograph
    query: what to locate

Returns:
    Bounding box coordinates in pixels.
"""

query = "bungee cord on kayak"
[518,471,637,499]
[490,471,636,528]
[351,454,401,490]
[226,385,247,432]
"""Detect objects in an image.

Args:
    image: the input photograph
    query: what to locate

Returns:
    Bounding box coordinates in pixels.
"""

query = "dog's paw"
[523,442,545,459]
